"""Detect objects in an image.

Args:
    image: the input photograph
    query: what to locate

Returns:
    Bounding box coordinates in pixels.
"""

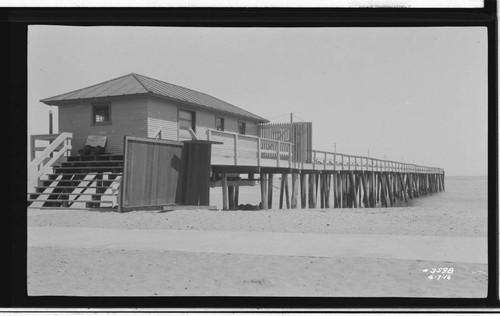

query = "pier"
[207,129,445,210]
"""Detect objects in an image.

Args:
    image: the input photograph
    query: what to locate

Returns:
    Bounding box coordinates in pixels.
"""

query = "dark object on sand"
[238,203,260,211]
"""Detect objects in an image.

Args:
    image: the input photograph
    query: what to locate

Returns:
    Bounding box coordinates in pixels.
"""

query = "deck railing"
[28,132,73,192]
[207,129,443,174]
[207,129,294,168]
[308,149,444,174]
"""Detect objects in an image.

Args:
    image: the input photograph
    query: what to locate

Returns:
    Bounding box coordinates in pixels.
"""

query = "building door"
[179,109,196,140]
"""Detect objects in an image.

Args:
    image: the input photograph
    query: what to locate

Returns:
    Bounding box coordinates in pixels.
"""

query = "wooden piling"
[268,173,274,209]
[228,186,235,209]
[284,174,290,209]
[260,173,268,210]
[235,185,239,208]
[339,173,344,208]
[361,173,369,207]
[387,174,394,206]
[291,173,298,209]
[369,172,376,207]
[379,174,388,207]
[279,174,285,209]
[300,173,307,209]
[332,172,338,208]
[350,172,358,208]
[325,174,331,208]
[279,173,290,209]
[221,172,228,210]
[399,173,408,203]
[309,173,317,208]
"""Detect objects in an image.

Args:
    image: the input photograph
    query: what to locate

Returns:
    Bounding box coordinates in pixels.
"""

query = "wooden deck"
[207,129,444,174]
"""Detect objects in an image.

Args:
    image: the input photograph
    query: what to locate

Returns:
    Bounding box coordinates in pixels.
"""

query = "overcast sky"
[28,25,488,176]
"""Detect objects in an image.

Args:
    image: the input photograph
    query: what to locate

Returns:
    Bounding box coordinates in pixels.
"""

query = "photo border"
[6,1,499,310]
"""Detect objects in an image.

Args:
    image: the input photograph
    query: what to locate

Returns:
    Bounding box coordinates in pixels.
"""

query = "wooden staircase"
[28,154,123,209]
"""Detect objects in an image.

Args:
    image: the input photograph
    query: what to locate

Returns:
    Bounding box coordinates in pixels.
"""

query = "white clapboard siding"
[147,97,179,141]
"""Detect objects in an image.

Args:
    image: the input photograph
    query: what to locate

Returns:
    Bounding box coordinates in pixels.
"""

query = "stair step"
[54,166,124,172]
[35,184,120,190]
[55,166,124,169]
[29,192,117,197]
[28,198,114,204]
[42,182,119,188]
[47,172,122,177]
[43,177,118,181]
[60,161,123,167]
[67,154,124,162]
[28,206,116,210]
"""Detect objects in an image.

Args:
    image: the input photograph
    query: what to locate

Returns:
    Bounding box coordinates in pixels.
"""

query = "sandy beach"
[27,176,488,297]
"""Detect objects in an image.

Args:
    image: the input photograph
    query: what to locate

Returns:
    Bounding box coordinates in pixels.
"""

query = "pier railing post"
[288,144,292,168]
[234,133,238,166]
[277,140,281,167]
[257,138,261,168]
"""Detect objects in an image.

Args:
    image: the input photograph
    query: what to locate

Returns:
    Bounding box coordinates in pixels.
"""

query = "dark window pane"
[216,117,224,131]
[238,122,246,135]
[93,104,110,124]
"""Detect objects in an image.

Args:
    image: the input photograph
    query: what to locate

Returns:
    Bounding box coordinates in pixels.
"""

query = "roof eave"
[39,93,150,106]
[148,93,269,123]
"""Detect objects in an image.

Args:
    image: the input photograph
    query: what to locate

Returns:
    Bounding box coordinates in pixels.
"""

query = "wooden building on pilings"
[28,73,444,211]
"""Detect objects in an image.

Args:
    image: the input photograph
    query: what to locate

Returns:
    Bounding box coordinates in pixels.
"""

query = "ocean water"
[209,175,488,211]
[407,176,487,210]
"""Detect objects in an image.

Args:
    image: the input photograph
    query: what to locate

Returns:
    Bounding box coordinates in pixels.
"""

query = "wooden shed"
[40,73,270,155]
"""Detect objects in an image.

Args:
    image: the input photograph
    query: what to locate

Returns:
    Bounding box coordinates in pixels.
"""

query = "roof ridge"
[40,73,135,102]
[133,73,206,96]
[130,73,152,93]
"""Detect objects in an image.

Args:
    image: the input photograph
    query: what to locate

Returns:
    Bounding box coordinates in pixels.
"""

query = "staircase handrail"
[27,132,73,192]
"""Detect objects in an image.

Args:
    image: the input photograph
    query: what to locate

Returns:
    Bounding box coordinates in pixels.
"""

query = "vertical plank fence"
[120,136,184,211]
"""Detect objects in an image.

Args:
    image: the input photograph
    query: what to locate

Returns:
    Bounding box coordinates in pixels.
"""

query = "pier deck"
[207,129,445,210]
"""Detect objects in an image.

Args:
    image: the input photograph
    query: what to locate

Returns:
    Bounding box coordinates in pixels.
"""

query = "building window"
[238,121,246,135]
[92,103,111,124]
[179,109,195,131]
[216,116,225,131]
